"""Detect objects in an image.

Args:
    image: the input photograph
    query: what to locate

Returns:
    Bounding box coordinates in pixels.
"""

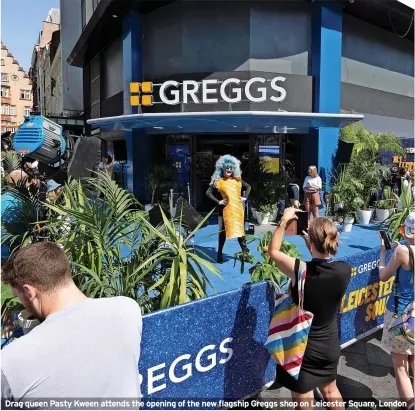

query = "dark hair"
[107,155,113,163]
[2,242,71,291]
[308,217,339,256]
[399,167,408,177]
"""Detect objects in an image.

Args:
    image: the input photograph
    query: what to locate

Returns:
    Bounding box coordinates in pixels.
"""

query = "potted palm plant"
[339,122,404,225]
[44,172,221,313]
[375,186,394,222]
[331,165,362,232]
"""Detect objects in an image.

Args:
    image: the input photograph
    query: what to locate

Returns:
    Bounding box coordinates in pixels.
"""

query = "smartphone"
[296,211,308,235]
[379,230,392,250]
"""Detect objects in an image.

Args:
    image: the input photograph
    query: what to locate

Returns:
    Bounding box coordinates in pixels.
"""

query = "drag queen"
[206,155,251,263]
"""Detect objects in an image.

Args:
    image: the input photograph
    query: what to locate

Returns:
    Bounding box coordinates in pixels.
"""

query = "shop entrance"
[195,135,251,212]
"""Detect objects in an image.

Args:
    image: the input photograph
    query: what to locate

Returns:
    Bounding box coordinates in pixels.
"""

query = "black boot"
[218,231,226,264]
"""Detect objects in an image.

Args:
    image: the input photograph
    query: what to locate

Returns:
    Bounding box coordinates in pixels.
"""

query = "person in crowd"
[105,155,114,180]
[98,156,106,172]
[303,165,322,219]
[46,179,63,202]
[287,179,301,209]
[378,213,415,409]
[269,208,351,410]
[206,155,251,263]
[399,167,410,195]
[1,242,142,401]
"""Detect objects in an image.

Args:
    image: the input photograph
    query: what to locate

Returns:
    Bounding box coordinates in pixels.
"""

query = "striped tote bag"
[265,259,314,380]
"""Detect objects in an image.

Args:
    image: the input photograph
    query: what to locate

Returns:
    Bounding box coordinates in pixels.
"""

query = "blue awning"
[87,111,364,134]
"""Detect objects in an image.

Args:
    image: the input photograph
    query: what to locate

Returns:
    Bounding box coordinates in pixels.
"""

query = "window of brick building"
[20,89,31,100]
[1,86,9,97]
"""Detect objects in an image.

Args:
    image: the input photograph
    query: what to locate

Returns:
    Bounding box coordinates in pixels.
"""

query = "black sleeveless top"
[277,259,351,393]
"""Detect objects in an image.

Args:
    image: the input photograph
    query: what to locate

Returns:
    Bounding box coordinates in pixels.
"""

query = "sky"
[1,0,60,72]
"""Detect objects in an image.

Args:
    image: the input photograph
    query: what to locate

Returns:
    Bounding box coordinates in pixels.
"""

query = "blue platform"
[193,219,381,296]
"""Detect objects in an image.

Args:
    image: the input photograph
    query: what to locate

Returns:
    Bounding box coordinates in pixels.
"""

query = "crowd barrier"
[139,245,394,404]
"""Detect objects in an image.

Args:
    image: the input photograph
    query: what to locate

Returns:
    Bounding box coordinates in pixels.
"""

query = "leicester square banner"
[338,246,395,345]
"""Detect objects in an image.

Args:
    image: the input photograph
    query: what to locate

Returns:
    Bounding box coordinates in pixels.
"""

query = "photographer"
[268,208,351,410]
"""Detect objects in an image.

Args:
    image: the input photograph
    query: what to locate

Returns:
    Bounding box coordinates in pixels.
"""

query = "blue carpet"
[193,217,382,296]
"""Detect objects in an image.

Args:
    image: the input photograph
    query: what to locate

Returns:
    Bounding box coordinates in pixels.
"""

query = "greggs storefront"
[88,73,362,208]
[71,1,413,207]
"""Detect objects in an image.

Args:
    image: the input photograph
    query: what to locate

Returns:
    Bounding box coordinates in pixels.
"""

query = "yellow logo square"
[130,82,140,93]
[142,95,153,106]
[141,82,153,93]
[130,95,140,106]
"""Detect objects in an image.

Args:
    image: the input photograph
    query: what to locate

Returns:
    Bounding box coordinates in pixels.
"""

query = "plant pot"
[257,212,271,225]
[375,208,390,222]
[268,206,279,223]
[18,310,40,335]
[357,209,374,225]
[343,217,354,233]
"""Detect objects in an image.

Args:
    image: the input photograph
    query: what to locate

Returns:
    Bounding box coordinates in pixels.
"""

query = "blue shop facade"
[68,0,414,207]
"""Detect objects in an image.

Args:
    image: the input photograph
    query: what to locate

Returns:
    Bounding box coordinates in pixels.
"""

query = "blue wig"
[210,155,242,187]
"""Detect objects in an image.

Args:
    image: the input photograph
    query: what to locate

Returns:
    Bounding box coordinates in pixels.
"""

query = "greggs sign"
[130,77,287,106]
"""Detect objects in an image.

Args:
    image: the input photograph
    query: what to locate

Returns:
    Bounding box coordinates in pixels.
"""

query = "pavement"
[256,329,404,410]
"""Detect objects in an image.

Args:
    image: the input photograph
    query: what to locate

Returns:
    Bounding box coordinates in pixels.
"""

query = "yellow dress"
[216,177,245,239]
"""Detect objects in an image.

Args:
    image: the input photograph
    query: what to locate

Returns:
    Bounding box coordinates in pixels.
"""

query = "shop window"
[10,106,16,116]
[25,107,31,116]
[1,73,8,82]
[20,89,31,100]
[1,86,9,97]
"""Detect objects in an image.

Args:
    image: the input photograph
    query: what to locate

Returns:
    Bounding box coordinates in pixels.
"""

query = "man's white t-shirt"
[2,297,142,401]
[303,176,322,192]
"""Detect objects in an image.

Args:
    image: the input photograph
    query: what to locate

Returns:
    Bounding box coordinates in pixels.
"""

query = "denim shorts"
[287,184,300,201]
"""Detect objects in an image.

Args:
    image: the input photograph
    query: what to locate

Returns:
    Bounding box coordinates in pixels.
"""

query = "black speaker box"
[113,140,127,163]
[336,140,354,165]
[67,136,101,178]
[175,197,207,231]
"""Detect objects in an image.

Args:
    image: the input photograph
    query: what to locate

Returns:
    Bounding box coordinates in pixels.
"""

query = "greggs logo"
[130,82,154,106]
[130,77,287,106]
[350,259,380,277]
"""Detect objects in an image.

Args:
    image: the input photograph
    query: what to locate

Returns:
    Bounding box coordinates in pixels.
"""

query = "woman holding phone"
[303,165,322,219]
[269,208,351,409]
[378,212,415,409]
